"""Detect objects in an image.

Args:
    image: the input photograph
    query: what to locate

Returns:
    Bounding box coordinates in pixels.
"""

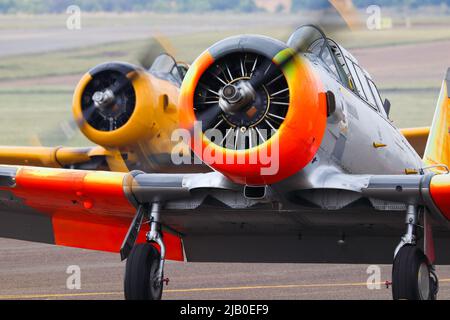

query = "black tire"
[392,246,433,300]
[124,243,163,300]
[430,271,439,301]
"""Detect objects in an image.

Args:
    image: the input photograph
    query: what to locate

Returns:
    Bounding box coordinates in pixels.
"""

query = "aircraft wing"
[0,164,449,264]
[0,146,119,170]
[0,165,185,261]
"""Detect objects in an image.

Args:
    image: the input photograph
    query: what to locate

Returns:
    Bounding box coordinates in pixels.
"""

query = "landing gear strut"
[124,202,166,300]
[392,205,439,300]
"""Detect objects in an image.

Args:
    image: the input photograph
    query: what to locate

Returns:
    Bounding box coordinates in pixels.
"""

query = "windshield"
[289,25,352,86]
[149,53,184,86]
[150,54,177,74]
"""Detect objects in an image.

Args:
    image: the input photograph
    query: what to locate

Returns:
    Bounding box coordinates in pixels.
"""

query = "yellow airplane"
[0,53,208,174]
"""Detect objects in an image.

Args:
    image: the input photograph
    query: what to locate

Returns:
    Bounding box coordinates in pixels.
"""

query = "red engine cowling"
[179,35,327,185]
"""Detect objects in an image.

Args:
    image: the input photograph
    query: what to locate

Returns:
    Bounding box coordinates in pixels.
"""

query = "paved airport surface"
[0,238,449,300]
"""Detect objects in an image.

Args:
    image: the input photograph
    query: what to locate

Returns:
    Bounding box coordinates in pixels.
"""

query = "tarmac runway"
[0,238,449,300]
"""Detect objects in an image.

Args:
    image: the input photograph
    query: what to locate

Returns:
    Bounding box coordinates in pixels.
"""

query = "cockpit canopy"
[149,53,189,86]
[288,25,386,115]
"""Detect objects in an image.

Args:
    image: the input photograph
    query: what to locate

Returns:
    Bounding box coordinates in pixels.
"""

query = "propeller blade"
[196,105,223,132]
[109,71,138,94]
[80,70,139,126]
[250,25,318,90]
[78,102,96,126]
[137,36,175,70]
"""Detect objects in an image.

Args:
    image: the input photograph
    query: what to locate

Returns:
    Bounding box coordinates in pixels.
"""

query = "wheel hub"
[418,262,431,300]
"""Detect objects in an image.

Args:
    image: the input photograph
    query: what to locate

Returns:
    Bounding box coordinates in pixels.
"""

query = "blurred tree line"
[0,0,261,13]
[0,0,449,14]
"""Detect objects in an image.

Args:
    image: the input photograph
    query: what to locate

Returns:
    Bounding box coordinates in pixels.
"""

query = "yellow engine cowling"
[72,62,180,167]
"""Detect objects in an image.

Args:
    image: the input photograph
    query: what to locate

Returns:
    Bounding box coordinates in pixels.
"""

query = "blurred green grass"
[0,86,440,147]
[386,91,438,129]
[0,87,91,146]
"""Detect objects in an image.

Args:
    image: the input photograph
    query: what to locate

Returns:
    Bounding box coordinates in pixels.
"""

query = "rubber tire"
[430,271,439,301]
[392,246,432,300]
[124,243,163,300]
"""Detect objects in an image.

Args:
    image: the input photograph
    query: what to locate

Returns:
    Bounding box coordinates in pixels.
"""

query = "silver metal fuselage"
[292,53,422,187]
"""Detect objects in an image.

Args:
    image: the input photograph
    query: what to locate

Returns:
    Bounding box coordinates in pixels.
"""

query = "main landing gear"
[123,203,166,300]
[392,205,439,300]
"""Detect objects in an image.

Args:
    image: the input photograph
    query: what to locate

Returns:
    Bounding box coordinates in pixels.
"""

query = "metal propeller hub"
[81,70,136,132]
[222,84,238,102]
[220,79,269,128]
[93,89,115,109]
[219,81,256,115]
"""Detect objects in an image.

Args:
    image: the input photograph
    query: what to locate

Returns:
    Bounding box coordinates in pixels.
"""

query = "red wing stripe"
[0,166,184,261]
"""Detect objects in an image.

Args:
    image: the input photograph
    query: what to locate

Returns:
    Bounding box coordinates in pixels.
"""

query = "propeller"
[249,25,319,90]
[78,70,138,128]
[194,26,320,134]
[197,105,223,132]
[137,36,174,70]
[33,36,174,148]
[81,36,176,129]
[193,1,359,134]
